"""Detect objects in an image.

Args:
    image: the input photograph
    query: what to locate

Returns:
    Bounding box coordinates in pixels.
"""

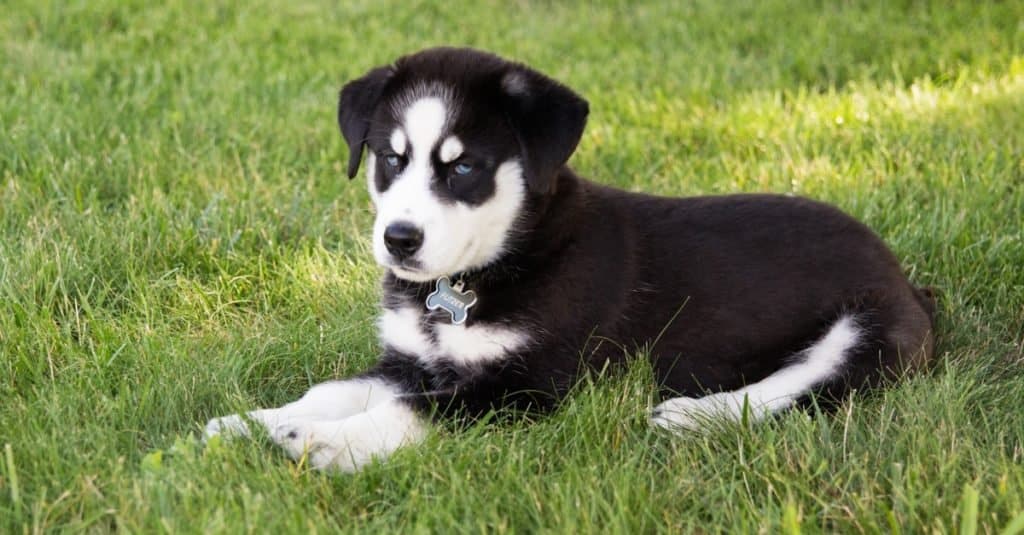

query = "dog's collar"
[425,274,477,325]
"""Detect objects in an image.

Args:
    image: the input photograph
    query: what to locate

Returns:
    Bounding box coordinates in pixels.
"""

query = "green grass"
[2,0,1023,531]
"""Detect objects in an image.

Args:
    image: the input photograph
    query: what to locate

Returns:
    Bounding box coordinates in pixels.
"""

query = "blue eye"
[384,154,401,167]
[453,162,473,175]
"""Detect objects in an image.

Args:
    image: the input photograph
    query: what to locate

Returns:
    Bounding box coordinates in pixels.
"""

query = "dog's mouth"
[383,256,421,271]
[396,259,422,271]
[382,242,479,283]
[387,259,436,282]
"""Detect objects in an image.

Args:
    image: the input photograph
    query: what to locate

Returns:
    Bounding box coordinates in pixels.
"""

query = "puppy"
[205,48,935,471]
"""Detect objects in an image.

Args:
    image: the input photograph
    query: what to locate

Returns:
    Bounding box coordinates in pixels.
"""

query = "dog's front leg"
[205,377,426,471]
[203,377,400,441]
[269,396,427,472]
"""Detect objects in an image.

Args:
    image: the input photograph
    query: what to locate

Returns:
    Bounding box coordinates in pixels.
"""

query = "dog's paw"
[270,421,361,472]
[269,422,309,458]
[650,395,728,432]
[269,403,425,472]
[204,414,251,441]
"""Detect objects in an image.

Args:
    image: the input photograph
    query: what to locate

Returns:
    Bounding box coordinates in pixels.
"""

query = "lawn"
[2,0,1023,532]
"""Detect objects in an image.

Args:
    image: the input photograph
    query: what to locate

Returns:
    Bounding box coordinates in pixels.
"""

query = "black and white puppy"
[205,48,936,471]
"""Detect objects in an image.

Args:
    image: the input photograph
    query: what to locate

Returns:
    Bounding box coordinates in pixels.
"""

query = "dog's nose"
[383,222,424,259]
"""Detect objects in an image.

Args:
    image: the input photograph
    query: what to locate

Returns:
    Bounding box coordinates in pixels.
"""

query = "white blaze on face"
[368,96,525,282]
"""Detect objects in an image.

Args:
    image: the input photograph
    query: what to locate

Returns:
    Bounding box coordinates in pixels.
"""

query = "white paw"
[204,414,251,440]
[269,422,312,458]
[650,395,731,432]
[270,421,361,472]
[268,402,426,472]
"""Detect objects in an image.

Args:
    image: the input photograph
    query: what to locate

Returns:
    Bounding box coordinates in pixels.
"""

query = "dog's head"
[338,48,589,282]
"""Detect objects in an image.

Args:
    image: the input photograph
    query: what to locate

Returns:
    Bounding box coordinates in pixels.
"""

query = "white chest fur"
[377,306,528,366]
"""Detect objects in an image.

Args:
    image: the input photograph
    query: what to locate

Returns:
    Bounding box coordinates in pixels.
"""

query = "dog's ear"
[501,66,589,194]
[338,66,394,179]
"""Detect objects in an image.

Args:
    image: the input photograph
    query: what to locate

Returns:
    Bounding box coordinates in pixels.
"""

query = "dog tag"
[426,276,477,325]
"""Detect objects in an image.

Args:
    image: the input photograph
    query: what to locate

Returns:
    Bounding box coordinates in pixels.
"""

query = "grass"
[1,0,1023,531]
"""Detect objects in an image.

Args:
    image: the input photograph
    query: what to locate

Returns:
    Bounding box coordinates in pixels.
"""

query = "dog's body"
[205,48,935,471]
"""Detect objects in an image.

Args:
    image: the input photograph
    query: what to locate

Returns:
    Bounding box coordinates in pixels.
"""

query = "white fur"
[404,97,447,159]
[439,136,463,163]
[204,378,401,438]
[651,315,861,431]
[271,398,426,472]
[204,378,424,472]
[378,306,432,356]
[379,305,529,366]
[448,160,526,271]
[389,129,407,155]
[369,95,526,283]
[434,320,529,365]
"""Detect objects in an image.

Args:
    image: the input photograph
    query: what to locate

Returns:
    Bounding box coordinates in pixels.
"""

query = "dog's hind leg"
[650,315,863,431]
[204,378,399,440]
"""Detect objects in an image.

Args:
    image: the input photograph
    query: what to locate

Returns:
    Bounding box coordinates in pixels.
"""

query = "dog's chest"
[377,305,528,366]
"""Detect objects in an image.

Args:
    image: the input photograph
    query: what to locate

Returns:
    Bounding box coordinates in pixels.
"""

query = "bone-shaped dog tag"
[426,276,477,325]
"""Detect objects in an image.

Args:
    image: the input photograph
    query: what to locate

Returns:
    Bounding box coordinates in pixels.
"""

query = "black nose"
[383,222,424,259]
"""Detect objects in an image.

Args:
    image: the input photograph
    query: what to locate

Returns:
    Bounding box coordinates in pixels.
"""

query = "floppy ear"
[501,67,589,194]
[338,66,394,179]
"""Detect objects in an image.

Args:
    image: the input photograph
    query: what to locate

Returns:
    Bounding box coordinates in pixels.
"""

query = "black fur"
[339,66,394,179]
[337,48,936,422]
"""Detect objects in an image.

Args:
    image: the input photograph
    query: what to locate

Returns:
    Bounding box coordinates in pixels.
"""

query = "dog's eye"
[385,154,402,168]
[453,163,473,176]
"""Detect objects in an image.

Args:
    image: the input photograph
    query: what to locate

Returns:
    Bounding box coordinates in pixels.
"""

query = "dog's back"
[518,175,936,403]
